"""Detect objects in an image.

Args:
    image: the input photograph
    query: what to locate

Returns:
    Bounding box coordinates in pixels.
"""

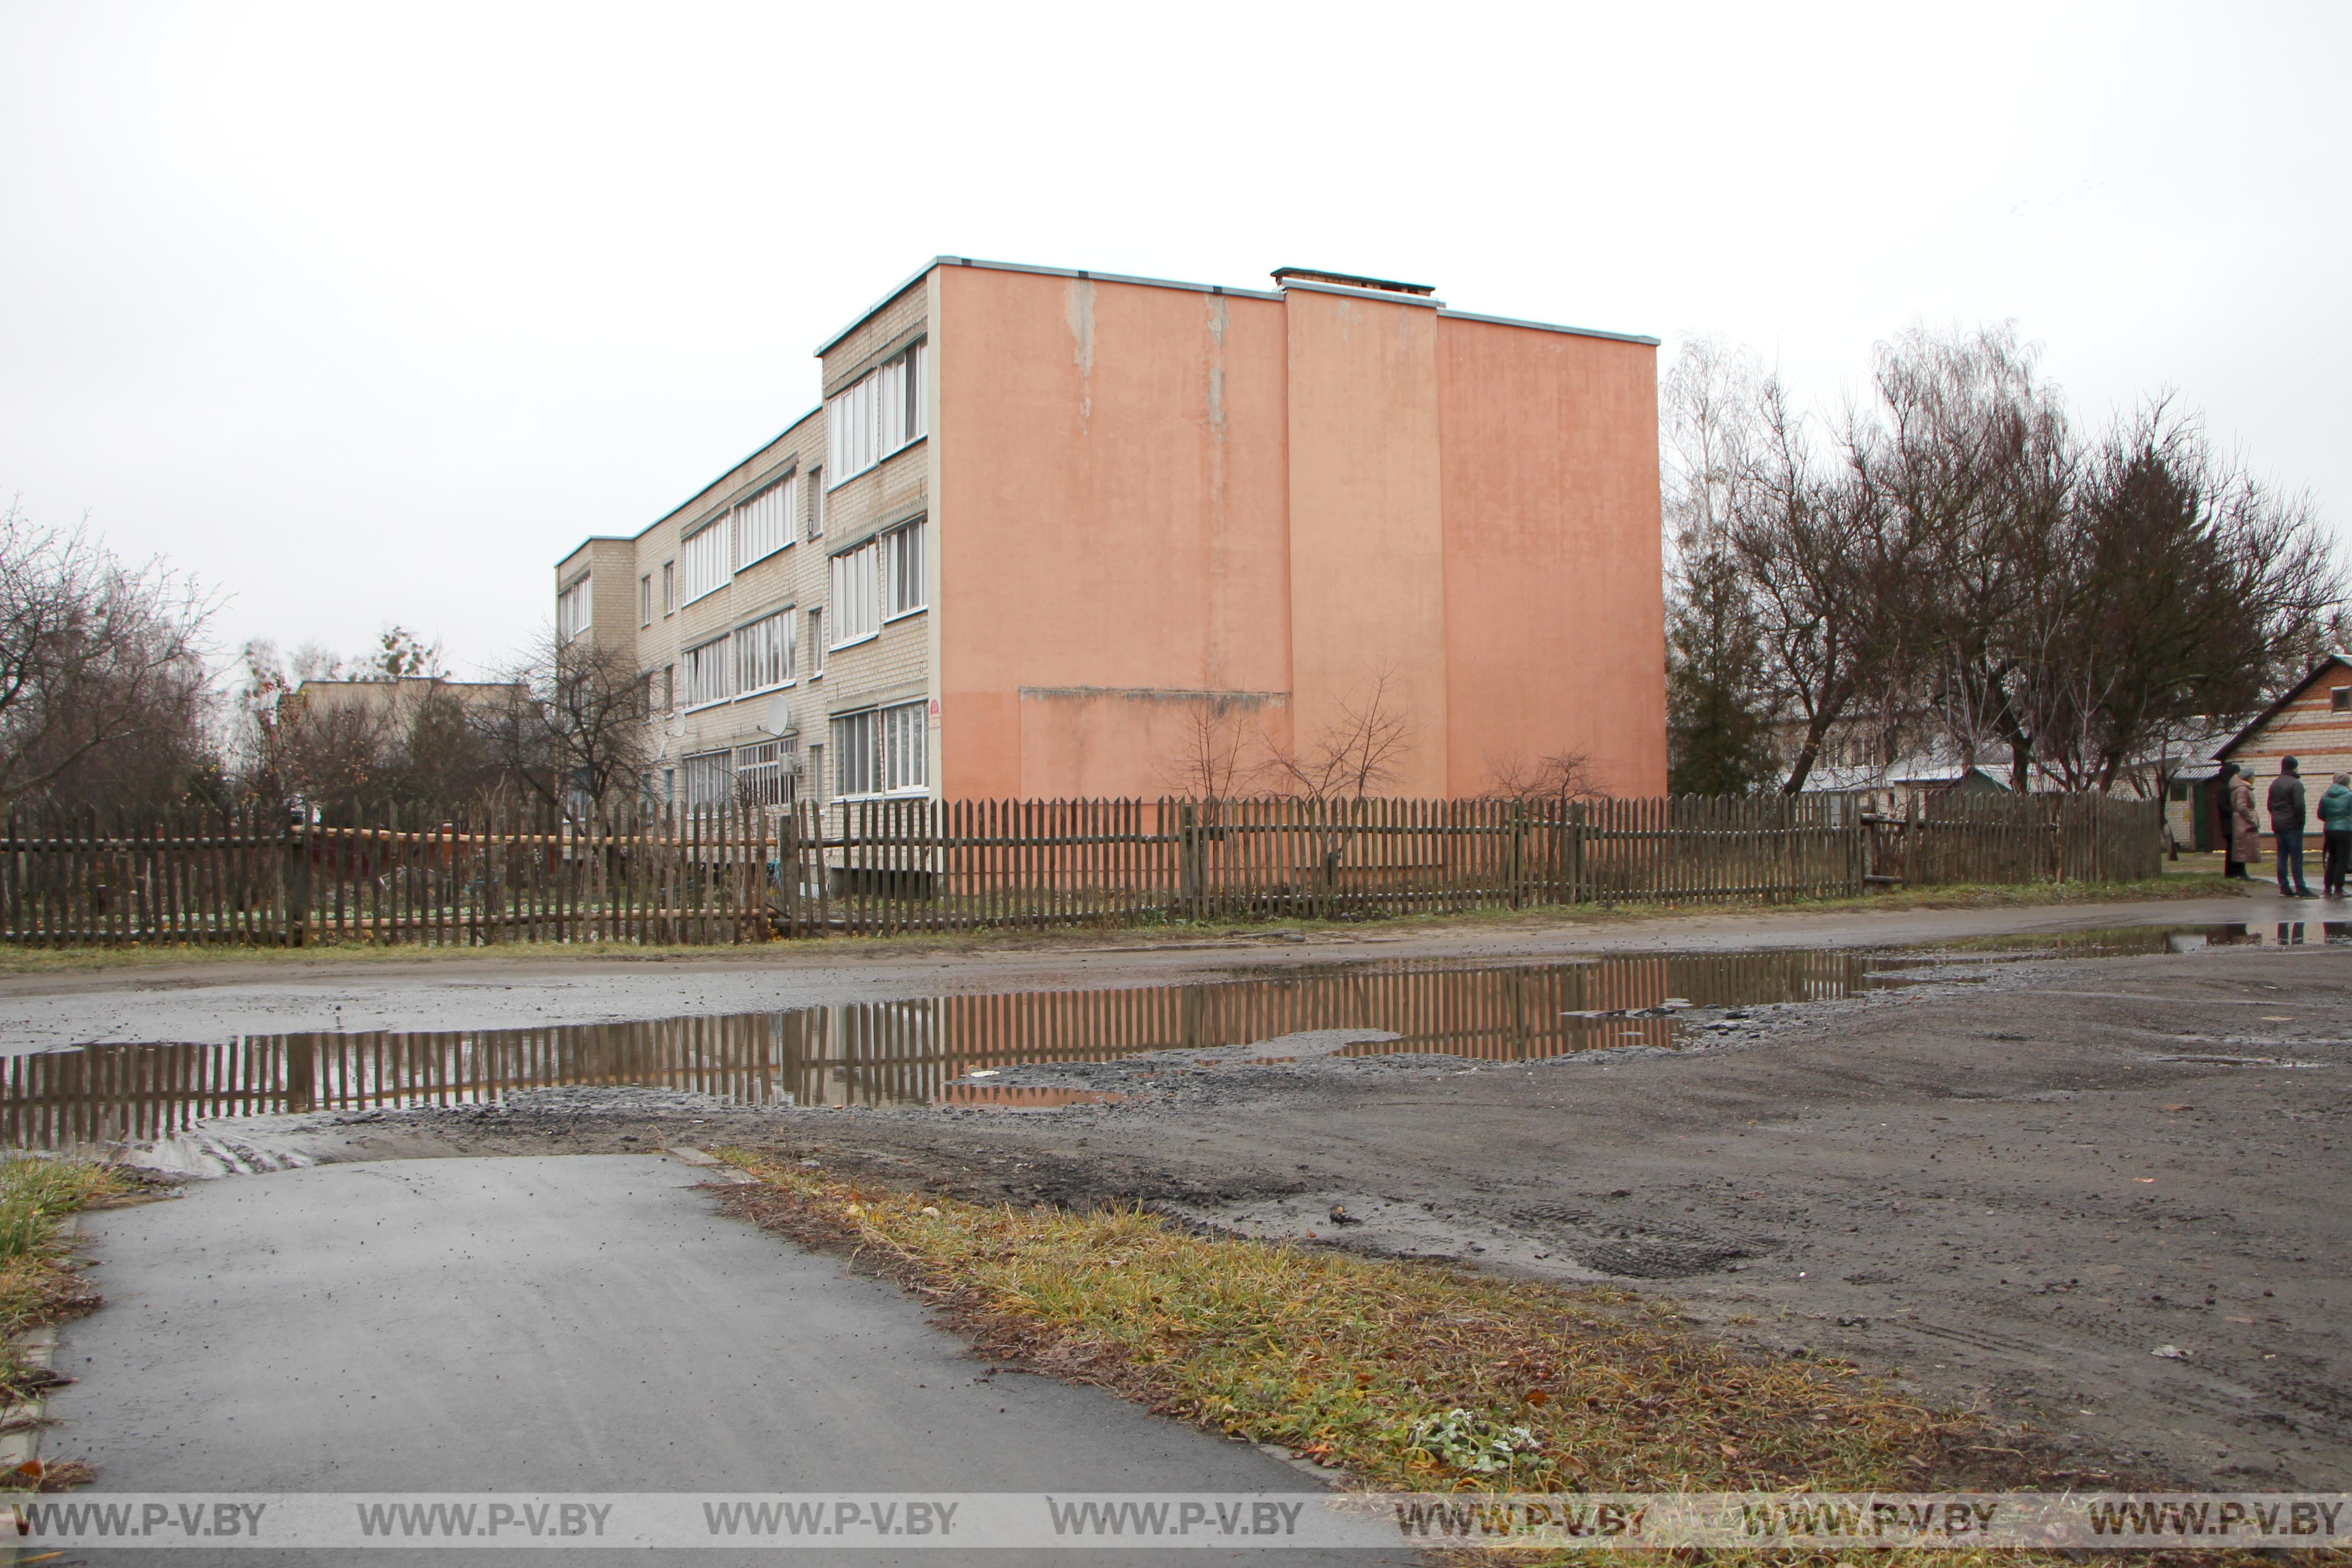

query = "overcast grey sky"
[2,1,2344,679]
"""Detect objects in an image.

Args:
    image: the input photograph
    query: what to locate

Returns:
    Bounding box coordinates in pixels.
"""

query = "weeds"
[0,1156,135,1405]
[718,1159,2257,1566]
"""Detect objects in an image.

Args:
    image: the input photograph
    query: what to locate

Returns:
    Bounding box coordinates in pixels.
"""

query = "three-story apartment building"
[556,256,1667,809]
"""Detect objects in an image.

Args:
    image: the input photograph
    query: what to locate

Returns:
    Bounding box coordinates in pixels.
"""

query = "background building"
[556,257,1667,808]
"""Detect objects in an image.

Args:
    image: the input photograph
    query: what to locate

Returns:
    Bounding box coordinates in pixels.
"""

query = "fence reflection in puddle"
[0,928,2293,1150]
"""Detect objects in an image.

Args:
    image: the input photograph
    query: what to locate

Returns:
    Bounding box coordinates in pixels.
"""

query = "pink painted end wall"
[934,266,1293,799]
[933,263,1665,801]
[1438,317,1667,797]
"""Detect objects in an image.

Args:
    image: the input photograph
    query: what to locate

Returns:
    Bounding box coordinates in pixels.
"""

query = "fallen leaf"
[1524,1389,1552,1407]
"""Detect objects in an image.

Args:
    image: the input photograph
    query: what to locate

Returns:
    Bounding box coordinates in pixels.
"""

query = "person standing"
[2321,772,2352,899]
[2229,765,2262,881]
[2217,762,2244,875]
[2268,755,2314,897]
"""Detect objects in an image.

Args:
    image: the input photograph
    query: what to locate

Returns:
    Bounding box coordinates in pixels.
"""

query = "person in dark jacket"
[2321,772,2352,898]
[2268,756,2314,897]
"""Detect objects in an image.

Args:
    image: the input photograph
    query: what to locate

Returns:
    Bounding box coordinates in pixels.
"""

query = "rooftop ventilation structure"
[1270,267,1436,297]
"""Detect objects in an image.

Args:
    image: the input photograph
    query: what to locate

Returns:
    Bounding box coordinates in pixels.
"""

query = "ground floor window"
[829,700,928,799]
[682,750,733,808]
[830,709,877,797]
[733,738,798,806]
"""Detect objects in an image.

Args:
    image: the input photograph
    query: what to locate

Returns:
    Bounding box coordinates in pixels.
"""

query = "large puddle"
[5,921,2341,1149]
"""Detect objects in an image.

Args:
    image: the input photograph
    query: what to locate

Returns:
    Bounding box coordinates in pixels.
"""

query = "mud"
[14,890,2351,1494]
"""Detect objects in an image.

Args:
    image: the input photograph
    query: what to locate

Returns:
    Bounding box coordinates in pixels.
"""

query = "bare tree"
[1853,325,2076,788]
[0,503,216,812]
[1158,698,1267,798]
[1261,669,1418,802]
[1481,749,1602,801]
[1660,341,1782,795]
[473,631,651,822]
[2027,405,2341,790]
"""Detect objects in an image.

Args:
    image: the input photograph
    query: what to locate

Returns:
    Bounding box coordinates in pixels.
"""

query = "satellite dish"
[761,694,792,737]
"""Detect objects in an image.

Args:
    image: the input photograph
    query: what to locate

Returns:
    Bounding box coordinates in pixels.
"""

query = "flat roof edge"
[1281,277,1445,308]
[557,404,822,564]
[818,258,1285,354]
[813,262,944,357]
[555,536,630,568]
[1436,308,1660,347]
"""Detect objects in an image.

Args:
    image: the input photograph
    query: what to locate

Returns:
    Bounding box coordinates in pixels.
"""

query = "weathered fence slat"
[0,791,2164,946]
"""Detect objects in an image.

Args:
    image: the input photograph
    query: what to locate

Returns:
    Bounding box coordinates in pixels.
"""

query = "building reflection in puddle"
[1,924,2316,1149]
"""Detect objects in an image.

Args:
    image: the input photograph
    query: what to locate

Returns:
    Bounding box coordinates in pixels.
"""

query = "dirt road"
[215,919,2347,1494]
[21,887,2350,1493]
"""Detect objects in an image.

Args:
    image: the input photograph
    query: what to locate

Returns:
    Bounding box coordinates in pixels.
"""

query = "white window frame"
[680,517,730,605]
[734,473,795,571]
[881,518,926,622]
[661,560,675,615]
[830,708,878,798]
[638,573,652,628]
[681,634,732,711]
[733,738,797,806]
[882,700,927,794]
[829,541,879,647]
[829,701,928,801]
[682,749,733,809]
[808,607,825,677]
[825,339,927,486]
[806,466,824,539]
[556,575,591,643]
[734,607,796,696]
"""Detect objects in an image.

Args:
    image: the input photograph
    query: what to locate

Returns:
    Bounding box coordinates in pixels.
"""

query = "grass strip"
[715,1157,2230,1566]
[0,1154,140,1493]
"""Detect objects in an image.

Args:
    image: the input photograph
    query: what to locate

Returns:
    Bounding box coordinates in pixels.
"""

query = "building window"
[661,561,675,614]
[735,607,796,695]
[831,708,877,797]
[556,575,591,643]
[681,635,731,709]
[2334,687,2350,713]
[733,738,797,806]
[735,474,795,570]
[881,519,926,620]
[808,608,825,676]
[806,467,824,538]
[682,750,733,808]
[884,700,927,793]
[829,541,879,645]
[830,700,928,799]
[681,518,730,604]
[825,339,927,485]
[661,664,675,711]
[638,574,652,628]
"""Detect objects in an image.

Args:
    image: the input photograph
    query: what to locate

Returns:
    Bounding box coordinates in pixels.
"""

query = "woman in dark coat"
[2228,764,2264,879]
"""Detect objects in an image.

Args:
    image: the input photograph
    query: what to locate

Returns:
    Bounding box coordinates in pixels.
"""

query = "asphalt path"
[50,1155,1414,1566]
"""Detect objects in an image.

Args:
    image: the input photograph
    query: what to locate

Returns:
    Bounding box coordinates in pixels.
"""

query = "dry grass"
[0,1156,138,1406]
[712,1157,2263,1567]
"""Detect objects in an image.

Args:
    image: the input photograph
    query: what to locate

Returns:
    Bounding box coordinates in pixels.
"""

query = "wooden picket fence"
[0,790,2164,948]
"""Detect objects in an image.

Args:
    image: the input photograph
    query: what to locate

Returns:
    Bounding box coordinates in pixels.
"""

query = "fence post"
[284,812,309,947]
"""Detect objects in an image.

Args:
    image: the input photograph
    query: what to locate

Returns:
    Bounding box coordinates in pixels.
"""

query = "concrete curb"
[665,1147,756,1183]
